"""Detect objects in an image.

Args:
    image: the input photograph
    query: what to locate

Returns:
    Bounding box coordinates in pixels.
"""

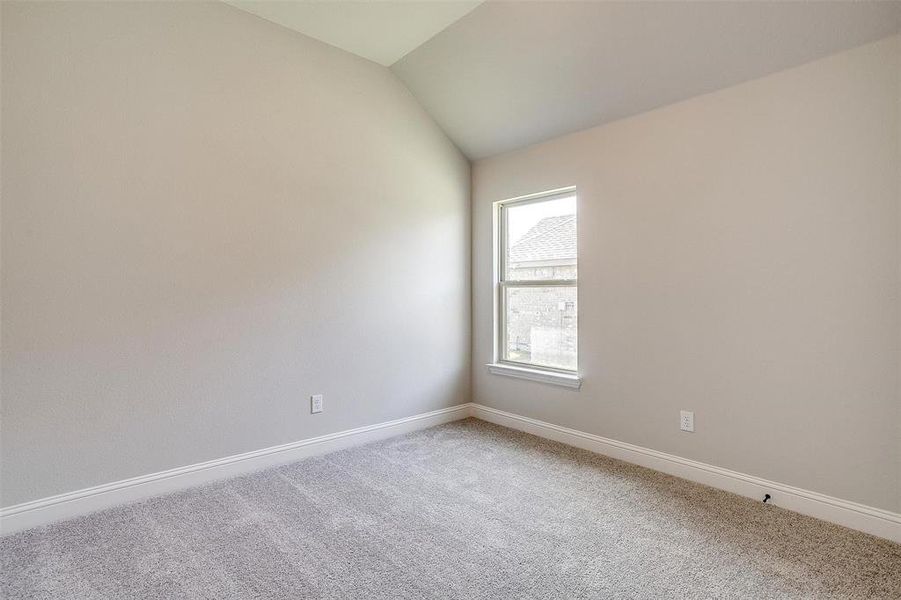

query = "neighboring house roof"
[509,215,576,264]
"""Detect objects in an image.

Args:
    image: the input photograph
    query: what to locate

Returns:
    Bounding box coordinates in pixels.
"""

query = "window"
[490,188,580,388]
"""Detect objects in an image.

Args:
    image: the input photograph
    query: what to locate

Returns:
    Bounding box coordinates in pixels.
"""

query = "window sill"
[486,363,582,389]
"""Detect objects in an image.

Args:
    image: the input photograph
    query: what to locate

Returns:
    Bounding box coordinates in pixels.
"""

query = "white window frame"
[487,187,581,389]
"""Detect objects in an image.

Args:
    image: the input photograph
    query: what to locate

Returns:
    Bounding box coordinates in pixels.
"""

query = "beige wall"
[473,36,901,512]
[0,1,470,506]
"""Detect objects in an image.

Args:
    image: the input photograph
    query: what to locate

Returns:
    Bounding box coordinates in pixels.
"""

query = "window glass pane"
[504,286,577,370]
[504,195,576,281]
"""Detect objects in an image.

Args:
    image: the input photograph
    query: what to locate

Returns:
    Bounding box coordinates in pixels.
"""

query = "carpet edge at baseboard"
[0,403,473,536]
[5,401,899,544]
[469,403,901,544]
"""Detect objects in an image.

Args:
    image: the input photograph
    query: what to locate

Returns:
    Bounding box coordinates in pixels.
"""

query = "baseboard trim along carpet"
[0,404,471,536]
[3,401,900,543]
[469,403,901,544]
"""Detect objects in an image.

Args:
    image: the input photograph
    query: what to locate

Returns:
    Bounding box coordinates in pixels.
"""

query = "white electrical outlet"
[680,410,694,432]
[311,394,323,414]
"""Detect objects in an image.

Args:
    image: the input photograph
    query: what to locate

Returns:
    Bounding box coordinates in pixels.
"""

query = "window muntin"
[497,190,577,373]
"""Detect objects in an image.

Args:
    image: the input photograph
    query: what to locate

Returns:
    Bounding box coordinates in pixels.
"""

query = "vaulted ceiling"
[223,1,483,66]
[227,1,901,160]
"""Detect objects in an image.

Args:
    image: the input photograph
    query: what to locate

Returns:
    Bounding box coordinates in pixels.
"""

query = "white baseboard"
[470,403,901,544]
[0,404,471,536]
[5,401,899,544]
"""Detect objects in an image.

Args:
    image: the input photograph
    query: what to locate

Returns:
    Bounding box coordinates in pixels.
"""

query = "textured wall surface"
[1,1,470,506]
[473,36,901,512]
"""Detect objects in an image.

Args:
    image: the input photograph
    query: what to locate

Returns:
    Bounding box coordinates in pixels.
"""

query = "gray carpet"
[2,419,900,599]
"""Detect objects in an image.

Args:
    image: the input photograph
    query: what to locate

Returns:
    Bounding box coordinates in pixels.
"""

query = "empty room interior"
[3,0,901,598]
